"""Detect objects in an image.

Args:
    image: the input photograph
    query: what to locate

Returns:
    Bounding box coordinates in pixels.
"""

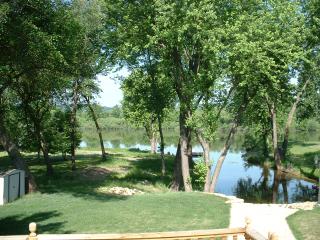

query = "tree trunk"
[209,121,238,192]
[151,131,158,154]
[84,96,107,160]
[144,122,157,154]
[70,79,79,171]
[0,119,37,192]
[157,114,165,175]
[171,141,183,191]
[281,79,310,160]
[196,131,211,192]
[281,178,289,204]
[263,131,269,159]
[179,110,192,192]
[271,103,282,170]
[39,133,53,176]
[272,170,281,203]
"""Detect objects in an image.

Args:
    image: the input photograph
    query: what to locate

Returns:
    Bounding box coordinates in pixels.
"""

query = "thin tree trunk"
[281,79,310,159]
[70,79,79,170]
[0,119,37,192]
[84,96,107,160]
[272,170,281,203]
[39,133,53,176]
[263,131,269,159]
[144,122,157,154]
[209,121,238,192]
[196,130,211,192]
[171,141,183,191]
[151,131,158,154]
[281,178,289,204]
[157,114,165,175]
[271,103,282,170]
[180,109,192,192]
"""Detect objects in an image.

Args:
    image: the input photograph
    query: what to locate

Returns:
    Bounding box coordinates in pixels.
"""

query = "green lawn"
[288,141,320,180]
[287,206,320,240]
[0,150,230,235]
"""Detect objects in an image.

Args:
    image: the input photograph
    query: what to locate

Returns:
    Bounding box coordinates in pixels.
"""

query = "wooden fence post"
[27,222,37,240]
[244,217,252,240]
[268,232,279,240]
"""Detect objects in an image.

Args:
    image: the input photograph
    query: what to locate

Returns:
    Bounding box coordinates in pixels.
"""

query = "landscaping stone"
[107,187,144,196]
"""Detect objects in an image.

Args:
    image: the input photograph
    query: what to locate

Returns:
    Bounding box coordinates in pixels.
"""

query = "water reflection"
[233,169,318,203]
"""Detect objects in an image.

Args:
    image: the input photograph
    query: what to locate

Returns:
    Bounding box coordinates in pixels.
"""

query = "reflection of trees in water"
[235,167,317,203]
[234,168,291,203]
[81,129,245,151]
[291,182,318,202]
[234,178,273,203]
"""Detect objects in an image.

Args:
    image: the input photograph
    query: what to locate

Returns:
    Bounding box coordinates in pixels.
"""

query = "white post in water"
[315,155,320,206]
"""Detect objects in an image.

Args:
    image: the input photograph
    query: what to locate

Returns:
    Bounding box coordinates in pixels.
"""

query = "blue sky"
[96,68,129,107]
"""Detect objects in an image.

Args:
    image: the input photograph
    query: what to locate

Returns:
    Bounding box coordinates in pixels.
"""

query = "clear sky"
[96,68,129,107]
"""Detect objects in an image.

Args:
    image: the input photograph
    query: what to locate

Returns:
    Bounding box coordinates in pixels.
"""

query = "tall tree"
[0,0,83,187]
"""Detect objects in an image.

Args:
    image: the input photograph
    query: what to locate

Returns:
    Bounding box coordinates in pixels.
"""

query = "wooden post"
[27,222,37,240]
[244,217,252,240]
[268,232,279,240]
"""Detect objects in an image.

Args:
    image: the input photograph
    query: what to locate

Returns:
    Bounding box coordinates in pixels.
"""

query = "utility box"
[0,169,25,205]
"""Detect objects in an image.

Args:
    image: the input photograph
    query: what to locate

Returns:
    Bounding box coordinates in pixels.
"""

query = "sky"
[96,68,129,107]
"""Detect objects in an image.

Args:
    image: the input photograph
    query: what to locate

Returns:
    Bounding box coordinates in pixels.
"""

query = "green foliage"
[192,159,209,191]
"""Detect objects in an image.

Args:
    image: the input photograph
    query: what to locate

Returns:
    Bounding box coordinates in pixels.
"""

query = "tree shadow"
[128,148,149,153]
[0,211,68,235]
[122,155,175,187]
[0,151,175,201]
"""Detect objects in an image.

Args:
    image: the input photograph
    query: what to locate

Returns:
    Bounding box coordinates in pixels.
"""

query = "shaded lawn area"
[0,192,230,235]
[0,150,230,235]
[287,141,320,180]
[287,207,320,240]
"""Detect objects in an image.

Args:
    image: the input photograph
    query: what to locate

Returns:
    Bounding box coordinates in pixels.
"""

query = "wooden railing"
[0,220,279,240]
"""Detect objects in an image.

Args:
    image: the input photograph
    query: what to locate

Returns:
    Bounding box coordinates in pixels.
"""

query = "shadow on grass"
[128,148,149,153]
[0,151,175,202]
[123,155,175,186]
[0,211,69,235]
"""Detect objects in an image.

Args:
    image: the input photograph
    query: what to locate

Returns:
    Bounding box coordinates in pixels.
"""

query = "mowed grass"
[288,141,320,179]
[287,207,320,240]
[0,192,230,235]
[0,149,230,235]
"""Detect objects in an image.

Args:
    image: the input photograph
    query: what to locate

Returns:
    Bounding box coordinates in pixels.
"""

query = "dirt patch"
[80,167,112,180]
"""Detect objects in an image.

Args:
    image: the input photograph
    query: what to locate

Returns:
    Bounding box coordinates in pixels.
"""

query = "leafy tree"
[0,0,81,188]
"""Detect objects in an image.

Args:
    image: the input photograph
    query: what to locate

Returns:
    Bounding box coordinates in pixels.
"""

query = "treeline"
[0,0,319,194]
[78,105,320,133]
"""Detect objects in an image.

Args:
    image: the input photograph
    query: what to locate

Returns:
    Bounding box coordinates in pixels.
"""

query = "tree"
[122,63,174,174]
[0,0,81,187]
[104,0,233,191]
[67,0,107,169]
[81,78,107,160]
[208,0,307,191]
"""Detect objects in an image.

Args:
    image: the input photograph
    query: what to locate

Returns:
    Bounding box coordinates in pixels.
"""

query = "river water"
[80,129,319,203]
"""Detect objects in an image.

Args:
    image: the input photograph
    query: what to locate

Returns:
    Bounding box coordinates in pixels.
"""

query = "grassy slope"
[288,141,320,179]
[287,207,320,240]
[0,149,230,235]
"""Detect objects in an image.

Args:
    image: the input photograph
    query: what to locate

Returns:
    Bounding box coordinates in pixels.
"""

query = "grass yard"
[287,206,320,240]
[0,192,230,235]
[288,141,320,180]
[0,150,230,235]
